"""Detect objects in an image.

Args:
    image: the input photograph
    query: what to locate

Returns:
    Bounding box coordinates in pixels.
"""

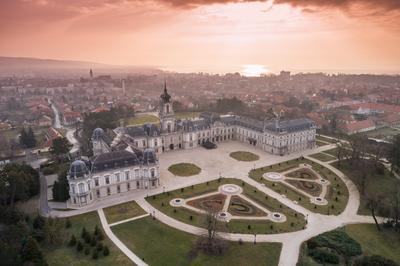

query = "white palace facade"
[67,85,316,208]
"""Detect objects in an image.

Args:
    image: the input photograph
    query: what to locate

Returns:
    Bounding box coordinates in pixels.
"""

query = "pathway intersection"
[45,141,381,266]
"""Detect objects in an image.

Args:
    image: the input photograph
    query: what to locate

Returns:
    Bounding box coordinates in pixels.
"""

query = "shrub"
[103,246,110,256]
[92,250,98,260]
[81,227,87,239]
[96,242,103,251]
[76,241,83,252]
[65,218,71,228]
[68,235,77,246]
[97,231,104,241]
[91,236,97,247]
[84,247,90,255]
[94,225,100,236]
[238,239,243,245]
[311,230,362,257]
[308,248,339,264]
[84,233,91,244]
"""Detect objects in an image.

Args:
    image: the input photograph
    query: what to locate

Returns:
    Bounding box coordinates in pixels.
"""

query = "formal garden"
[146,178,307,234]
[112,216,282,266]
[249,158,349,215]
[168,163,202,177]
[229,151,260,162]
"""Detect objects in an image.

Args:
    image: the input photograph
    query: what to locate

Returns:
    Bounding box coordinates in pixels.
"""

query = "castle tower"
[159,82,176,133]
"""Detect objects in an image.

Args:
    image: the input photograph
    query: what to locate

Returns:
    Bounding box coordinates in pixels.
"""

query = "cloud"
[273,0,400,14]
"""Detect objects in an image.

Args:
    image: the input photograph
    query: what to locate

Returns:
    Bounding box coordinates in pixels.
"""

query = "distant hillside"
[0,56,161,77]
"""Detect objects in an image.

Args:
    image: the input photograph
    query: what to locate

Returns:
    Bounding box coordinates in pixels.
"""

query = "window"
[107,187,111,195]
[152,181,156,186]
[127,183,130,190]
[95,178,99,187]
[151,169,155,178]
[105,176,110,185]
[135,169,139,178]
[142,140,146,147]
[78,183,85,194]
[71,185,75,194]
[117,185,121,193]
[125,171,129,180]
[155,139,158,146]
[116,173,120,183]
[136,181,140,188]
[96,190,100,197]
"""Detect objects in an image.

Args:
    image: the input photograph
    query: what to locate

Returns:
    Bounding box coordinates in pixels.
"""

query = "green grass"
[146,178,306,234]
[168,163,202,177]
[104,200,147,224]
[249,158,349,215]
[316,140,328,147]
[121,114,159,126]
[308,153,336,162]
[175,112,201,120]
[113,216,282,266]
[229,151,260,162]
[365,127,400,141]
[331,160,400,216]
[44,212,133,266]
[323,148,338,158]
[345,224,400,263]
[316,135,337,144]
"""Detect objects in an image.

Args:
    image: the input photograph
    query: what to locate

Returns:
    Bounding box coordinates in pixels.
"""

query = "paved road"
[49,99,61,129]
[65,127,80,154]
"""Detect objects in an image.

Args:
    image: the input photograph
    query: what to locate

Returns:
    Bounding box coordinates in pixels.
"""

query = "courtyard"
[47,140,380,266]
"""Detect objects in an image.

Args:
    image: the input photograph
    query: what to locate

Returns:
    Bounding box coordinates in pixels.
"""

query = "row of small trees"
[68,225,110,259]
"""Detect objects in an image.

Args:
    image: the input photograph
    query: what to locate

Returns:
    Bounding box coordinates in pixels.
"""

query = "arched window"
[166,105,170,113]
[151,169,155,178]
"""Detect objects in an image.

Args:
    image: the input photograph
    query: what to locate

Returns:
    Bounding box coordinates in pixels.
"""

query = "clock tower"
[159,82,176,133]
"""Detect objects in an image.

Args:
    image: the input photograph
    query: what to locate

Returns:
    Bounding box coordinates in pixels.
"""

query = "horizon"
[1,1,400,76]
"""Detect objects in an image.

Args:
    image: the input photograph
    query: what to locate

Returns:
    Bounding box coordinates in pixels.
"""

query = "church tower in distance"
[159,82,176,133]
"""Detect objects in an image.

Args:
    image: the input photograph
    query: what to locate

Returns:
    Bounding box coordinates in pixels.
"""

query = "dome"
[143,148,156,164]
[69,160,89,178]
[92,128,104,141]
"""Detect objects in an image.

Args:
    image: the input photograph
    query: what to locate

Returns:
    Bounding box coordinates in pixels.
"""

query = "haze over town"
[0,1,400,266]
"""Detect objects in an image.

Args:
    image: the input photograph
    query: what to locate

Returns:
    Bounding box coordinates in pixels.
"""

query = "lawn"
[121,114,159,126]
[229,151,260,162]
[249,158,349,215]
[316,135,337,144]
[331,160,400,216]
[112,216,282,266]
[175,112,201,120]
[146,178,306,234]
[365,127,400,141]
[323,148,338,158]
[316,140,328,147]
[44,211,133,266]
[104,200,146,224]
[168,163,202,176]
[308,153,336,162]
[345,224,400,263]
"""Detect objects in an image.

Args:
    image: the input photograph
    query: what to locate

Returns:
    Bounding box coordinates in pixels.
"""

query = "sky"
[1,0,400,75]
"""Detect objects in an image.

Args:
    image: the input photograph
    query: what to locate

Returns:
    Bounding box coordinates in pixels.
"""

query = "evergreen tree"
[76,241,83,252]
[103,245,110,256]
[21,237,46,265]
[68,235,77,246]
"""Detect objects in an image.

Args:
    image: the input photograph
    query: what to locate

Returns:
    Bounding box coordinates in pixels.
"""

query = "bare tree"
[367,196,381,231]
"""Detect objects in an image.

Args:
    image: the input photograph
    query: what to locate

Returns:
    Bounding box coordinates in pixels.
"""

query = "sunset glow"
[0,0,399,73]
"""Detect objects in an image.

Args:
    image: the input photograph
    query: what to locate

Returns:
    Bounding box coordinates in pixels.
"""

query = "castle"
[67,85,316,207]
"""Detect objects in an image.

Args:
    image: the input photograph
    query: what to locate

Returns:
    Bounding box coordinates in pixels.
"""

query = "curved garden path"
[44,142,382,266]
